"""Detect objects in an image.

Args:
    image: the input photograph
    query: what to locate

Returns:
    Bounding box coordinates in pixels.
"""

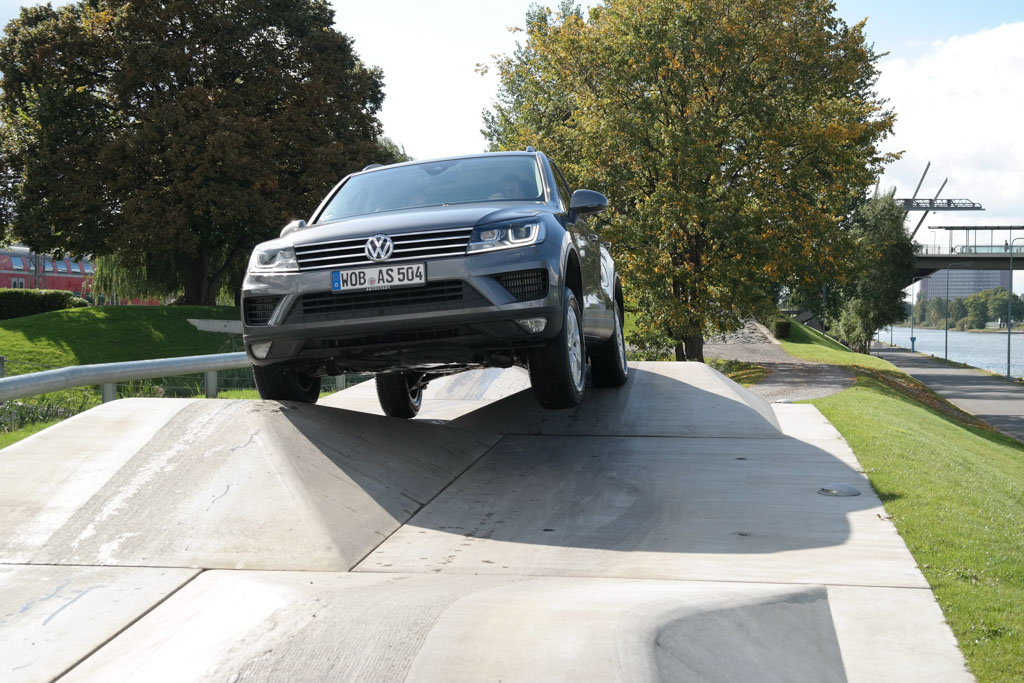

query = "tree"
[927,297,946,328]
[0,0,394,304]
[832,192,915,351]
[948,297,967,324]
[484,0,897,360]
[965,293,988,329]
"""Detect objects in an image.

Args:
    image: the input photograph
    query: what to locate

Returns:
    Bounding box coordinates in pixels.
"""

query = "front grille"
[294,227,474,271]
[495,269,549,301]
[286,280,488,324]
[244,295,284,325]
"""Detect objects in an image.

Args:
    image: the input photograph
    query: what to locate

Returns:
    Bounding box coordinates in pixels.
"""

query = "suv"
[241,150,627,417]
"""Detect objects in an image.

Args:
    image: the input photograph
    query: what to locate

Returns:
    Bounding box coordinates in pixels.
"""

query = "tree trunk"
[182,245,214,305]
[683,334,704,362]
[674,343,686,361]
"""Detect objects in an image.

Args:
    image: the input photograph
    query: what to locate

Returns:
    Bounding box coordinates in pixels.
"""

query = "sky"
[1,0,1022,245]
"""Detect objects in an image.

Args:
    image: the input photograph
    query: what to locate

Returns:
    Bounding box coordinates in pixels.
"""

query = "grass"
[705,357,768,387]
[0,420,61,450]
[0,305,241,373]
[786,320,1024,680]
[780,320,896,371]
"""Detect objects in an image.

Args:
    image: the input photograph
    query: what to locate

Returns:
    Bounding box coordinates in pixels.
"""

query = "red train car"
[0,245,94,297]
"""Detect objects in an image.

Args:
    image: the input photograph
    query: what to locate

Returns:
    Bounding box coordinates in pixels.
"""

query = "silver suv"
[241,150,627,416]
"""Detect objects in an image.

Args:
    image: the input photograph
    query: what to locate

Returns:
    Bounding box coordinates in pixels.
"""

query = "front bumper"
[240,246,564,374]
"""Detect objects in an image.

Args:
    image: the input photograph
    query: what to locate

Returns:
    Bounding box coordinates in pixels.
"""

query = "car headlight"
[468,220,545,253]
[249,243,298,272]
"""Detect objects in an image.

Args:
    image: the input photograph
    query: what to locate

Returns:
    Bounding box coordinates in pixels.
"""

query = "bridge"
[0,364,969,681]
[914,225,1024,280]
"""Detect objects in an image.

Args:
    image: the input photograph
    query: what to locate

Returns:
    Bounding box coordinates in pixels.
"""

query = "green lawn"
[785,320,1024,680]
[780,320,896,370]
[0,305,240,373]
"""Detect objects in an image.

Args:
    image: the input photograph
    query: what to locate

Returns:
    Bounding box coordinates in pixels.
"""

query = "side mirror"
[280,219,306,238]
[569,189,608,215]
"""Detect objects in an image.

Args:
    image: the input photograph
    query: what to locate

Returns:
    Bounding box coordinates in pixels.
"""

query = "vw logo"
[364,234,394,262]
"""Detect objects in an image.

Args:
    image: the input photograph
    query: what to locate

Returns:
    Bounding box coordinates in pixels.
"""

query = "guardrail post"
[205,370,218,399]
[101,383,117,403]
[0,355,5,379]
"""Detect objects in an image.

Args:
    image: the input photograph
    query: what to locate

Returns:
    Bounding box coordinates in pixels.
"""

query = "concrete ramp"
[1,398,498,570]
[320,366,532,420]
[0,362,971,681]
[452,362,782,437]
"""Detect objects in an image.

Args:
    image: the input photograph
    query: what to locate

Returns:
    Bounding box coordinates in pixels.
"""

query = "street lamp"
[945,262,972,360]
[1007,237,1024,379]
[910,276,927,352]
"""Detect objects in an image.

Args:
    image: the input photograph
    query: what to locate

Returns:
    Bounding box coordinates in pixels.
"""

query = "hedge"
[0,289,89,321]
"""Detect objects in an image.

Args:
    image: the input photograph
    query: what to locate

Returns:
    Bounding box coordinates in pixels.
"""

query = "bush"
[0,289,90,320]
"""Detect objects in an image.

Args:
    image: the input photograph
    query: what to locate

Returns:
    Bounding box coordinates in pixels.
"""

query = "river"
[881,326,1024,379]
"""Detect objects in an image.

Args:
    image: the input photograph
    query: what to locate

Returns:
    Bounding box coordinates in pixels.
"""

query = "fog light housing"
[517,318,547,334]
[250,342,273,359]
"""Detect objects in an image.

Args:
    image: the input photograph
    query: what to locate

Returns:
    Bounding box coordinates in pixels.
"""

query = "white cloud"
[876,22,1024,234]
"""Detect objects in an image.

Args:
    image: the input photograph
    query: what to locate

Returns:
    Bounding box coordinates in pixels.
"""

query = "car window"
[317,156,545,223]
[551,162,573,212]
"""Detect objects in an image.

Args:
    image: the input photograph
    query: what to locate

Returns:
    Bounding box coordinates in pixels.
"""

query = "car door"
[551,162,611,339]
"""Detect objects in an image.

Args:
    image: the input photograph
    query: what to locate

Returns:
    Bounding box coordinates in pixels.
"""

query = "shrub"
[773,317,791,339]
[0,289,90,320]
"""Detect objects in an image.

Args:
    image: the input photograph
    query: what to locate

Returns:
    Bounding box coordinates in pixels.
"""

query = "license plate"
[331,262,426,293]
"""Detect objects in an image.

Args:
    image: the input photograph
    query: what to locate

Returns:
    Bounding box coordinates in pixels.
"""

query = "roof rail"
[362,163,384,171]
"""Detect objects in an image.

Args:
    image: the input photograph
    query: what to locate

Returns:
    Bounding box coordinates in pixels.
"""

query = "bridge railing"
[916,245,1024,255]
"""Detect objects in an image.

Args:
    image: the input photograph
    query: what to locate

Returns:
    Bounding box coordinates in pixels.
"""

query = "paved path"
[872,344,1024,444]
[705,321,855,402]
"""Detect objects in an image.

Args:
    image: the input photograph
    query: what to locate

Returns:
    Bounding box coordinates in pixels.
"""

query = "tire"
[529,288,586,409]
[590,299,629,387]
[253,364,321,403]
[376,372,424,418]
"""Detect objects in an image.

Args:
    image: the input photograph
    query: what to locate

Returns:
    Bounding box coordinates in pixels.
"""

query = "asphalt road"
[873,344,1024,444]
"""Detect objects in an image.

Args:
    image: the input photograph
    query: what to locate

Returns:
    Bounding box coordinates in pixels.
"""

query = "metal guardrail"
[0,352,250,403]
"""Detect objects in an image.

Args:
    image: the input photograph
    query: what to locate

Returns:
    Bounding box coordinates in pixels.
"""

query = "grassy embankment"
[785,320,1023,682]
[0,306,259,444]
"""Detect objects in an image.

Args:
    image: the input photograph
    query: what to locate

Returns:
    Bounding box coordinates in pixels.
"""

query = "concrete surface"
[186,318,242,334]
[874,344,1024,443]
[0,362,972,681]
[1,398,499,570]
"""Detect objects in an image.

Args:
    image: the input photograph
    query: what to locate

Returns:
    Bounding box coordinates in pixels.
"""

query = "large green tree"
[0,0,396,304]
[485,0,897,360]
[832,192,915,351]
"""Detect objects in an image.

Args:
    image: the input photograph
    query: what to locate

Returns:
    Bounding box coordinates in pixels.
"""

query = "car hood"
[291,204,548,245]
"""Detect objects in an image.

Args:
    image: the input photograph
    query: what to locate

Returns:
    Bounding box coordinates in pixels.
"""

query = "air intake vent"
[244,295,283,325]
[288,281,487,324]
[495,269,548,301]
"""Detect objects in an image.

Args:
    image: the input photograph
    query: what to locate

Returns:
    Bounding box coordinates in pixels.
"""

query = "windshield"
[316,155,545,222]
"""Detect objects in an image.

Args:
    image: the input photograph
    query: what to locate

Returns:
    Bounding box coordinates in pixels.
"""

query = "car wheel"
[376,372,424,418]
[590,299,629,387]
[252,364,321,403]
[529,287,586,409]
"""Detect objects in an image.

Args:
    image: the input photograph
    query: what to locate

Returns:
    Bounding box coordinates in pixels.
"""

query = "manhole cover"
[817,483,861,497]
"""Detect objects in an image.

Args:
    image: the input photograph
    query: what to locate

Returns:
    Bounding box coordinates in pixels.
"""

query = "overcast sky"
[1,0,1022,244]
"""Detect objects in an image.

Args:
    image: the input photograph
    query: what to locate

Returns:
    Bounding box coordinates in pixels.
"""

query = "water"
[881,326,1024,379]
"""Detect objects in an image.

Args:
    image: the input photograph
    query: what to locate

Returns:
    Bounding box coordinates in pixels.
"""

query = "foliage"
[485,0,897,361]
[831,192,915,352]
[0,288,88,320]
[772,317,791,339]
[948,297,967,324]
[0,0,394,304]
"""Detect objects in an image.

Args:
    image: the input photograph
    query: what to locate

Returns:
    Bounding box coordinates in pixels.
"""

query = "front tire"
[529,288,586,409]
[591,299,629,387]
[376,372,424,418]
[253,364,321,403]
